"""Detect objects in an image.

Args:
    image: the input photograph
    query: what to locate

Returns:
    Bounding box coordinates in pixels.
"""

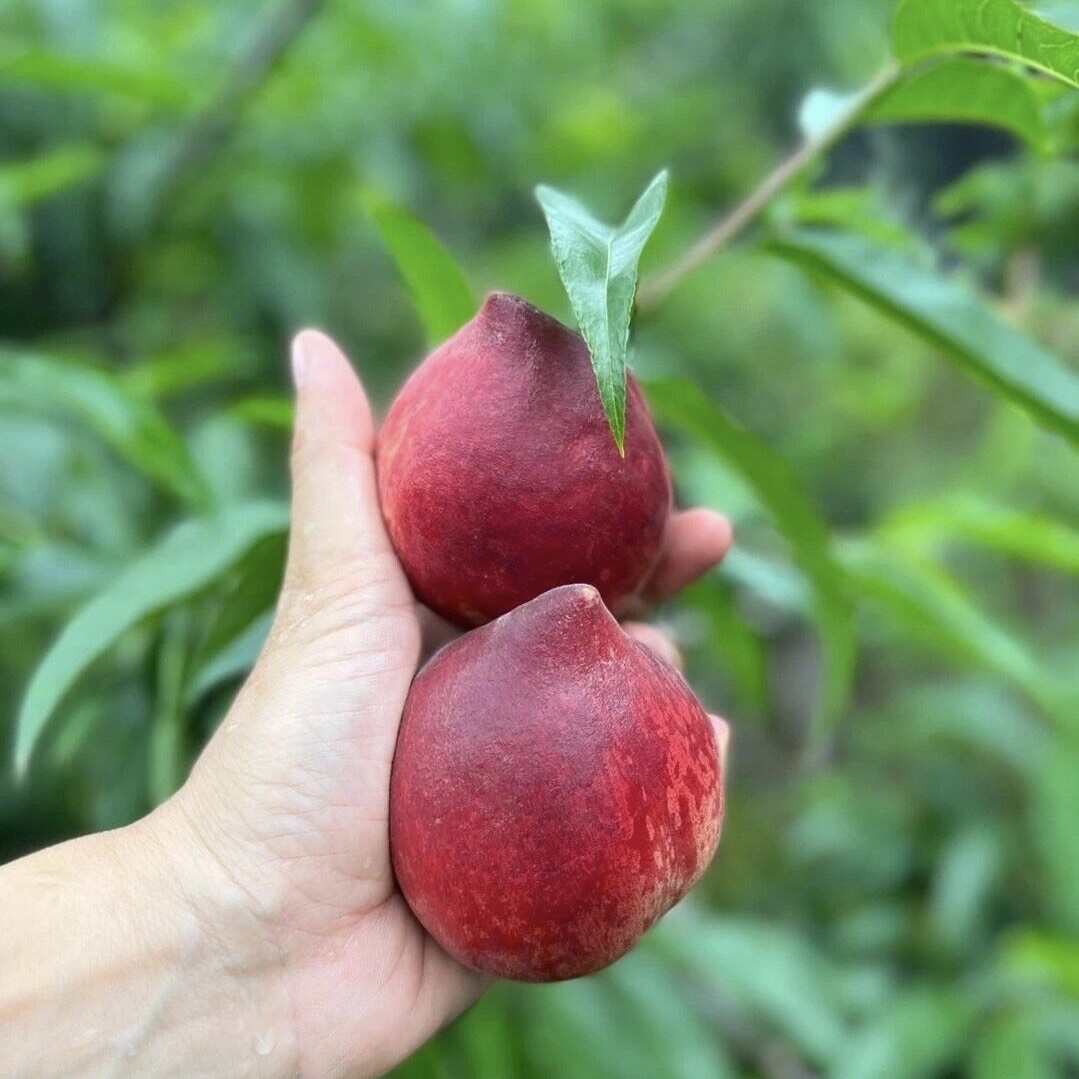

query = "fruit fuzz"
[389,585,723,982]
[377,292,672,627]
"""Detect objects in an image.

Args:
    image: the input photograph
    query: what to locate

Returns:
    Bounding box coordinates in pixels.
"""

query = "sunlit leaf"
[800,60,1050,149]
[778,186,917,250]
[0,352,210,506]
[880,494,1079,576]
[13,501,289,777]
[229,395,295,430]
[647,378,854,753]
[769,230,1079,448]
[536,170,668,453]
[363,190,475,346]
[0,46,192,106]
[867,59,1049,148]
[0,145,104,207]
[893,0,1079,88]
[999,927,1079,996]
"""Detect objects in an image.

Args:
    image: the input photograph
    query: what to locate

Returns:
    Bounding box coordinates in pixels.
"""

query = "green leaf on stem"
[893,0,1079,89]
[768,230,1079,448]
[866,58,1050,148]
[536,171,669,454]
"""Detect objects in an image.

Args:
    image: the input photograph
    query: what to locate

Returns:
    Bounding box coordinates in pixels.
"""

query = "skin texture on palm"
[0,329,731,1079]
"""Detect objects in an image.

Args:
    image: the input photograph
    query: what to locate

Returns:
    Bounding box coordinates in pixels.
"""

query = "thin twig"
[636,62,903,313]
[150,0,326,221]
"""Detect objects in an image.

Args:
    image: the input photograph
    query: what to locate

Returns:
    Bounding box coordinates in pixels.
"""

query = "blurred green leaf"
[1030,739,1079,934]
[446,991,518,1078]
[656,911,849,1067]
[720,547,812,613]
[229,396,295,430]
[880,494,1079,576]
[0,352,210,507]
[536,170,668,454]
[0,45,192,106]
[120,342,241,401]
[0,145,104,207]
[778,186,917,249]
[971,1010,1057,1079]
[865,682,1050,779]
[801,59,1050,149]
[928,824,1002,954]
[186,610,272,705]
[647,378,854,754]
[194,532,285,664]
[13,501,289,777]
[867,59,1050,148]
[148,611,191,804]
[188,415,261,506]
[999,927,1079,996]
[186,530,285,703]
[363,191,476,346]
[683,579,769,714]
[833,986,973,1079]
[893,0,1079,88]
[839,538,1048,706]
[607,950,739,1079]
[769,230,1079,448]
[524,978,653,1077]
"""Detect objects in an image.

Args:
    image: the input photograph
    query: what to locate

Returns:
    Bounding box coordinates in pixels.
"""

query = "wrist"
[131,795,300,1077]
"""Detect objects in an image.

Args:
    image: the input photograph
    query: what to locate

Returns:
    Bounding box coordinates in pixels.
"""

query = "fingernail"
[290,333,310,389]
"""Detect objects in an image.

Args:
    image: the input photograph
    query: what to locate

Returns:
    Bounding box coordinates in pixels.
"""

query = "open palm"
[164,329,731,1079]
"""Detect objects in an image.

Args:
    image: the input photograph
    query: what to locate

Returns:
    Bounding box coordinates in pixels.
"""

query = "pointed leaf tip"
[536,171,670,453]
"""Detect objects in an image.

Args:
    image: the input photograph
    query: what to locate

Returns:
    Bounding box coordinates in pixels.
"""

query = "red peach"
[377,292,672,627]
[389,584,724,982]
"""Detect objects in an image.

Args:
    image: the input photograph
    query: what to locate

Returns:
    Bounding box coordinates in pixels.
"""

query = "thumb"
[273,330,417,659]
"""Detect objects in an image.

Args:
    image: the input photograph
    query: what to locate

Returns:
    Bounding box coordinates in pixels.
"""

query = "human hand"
[147,329,733,1077]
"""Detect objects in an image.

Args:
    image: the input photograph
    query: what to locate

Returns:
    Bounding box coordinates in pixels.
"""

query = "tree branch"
[636,62,902,313]
[150,0,326,222]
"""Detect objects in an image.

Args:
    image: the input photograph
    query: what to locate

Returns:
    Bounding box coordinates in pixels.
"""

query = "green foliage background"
[2,0,1079,1074]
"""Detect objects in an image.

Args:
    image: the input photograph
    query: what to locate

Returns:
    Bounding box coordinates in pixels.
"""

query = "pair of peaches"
[378,293,725,982]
